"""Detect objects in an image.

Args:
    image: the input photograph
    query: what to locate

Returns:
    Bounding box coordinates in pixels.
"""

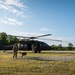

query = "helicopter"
[2,33,61,53]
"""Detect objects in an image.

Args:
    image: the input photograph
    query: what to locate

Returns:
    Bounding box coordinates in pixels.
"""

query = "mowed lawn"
[0,50,75,75]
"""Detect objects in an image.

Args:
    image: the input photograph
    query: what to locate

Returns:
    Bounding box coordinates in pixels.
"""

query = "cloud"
[0,4,25,18]
[0,17,23,26]
[40,27,49,31]
[0,0,28,18]
[5,0,25,8]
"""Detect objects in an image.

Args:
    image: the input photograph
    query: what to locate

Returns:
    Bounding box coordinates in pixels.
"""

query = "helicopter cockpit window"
[24,44,28,47]
[20,44,23,47]
[24,44,28,49]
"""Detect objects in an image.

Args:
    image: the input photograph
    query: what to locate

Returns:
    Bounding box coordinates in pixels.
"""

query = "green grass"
[0,50,75,75]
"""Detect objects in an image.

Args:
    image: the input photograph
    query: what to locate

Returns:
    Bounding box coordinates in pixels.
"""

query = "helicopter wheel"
[34,50,37,53]
[37,50,41,53]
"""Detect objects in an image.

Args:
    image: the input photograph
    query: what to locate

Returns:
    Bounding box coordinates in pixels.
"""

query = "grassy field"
[0,50,75,75]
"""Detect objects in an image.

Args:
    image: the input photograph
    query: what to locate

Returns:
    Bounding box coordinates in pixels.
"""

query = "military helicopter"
[12,34,62,53]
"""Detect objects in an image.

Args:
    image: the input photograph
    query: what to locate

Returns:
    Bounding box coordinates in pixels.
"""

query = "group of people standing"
[12,43,41,59]
[31,43,41,53]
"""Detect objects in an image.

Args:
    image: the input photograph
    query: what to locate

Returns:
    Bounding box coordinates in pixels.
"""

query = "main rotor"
[11,33,62,42]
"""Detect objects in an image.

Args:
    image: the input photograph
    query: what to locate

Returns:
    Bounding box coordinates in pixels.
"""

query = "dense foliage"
[0,32,19,45]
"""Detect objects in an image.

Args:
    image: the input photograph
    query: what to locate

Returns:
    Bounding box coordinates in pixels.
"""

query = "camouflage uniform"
[31,44,37,53]
[31,44,34,52]
[13,43,18,59]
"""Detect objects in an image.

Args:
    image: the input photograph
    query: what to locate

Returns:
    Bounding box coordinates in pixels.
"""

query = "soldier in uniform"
[31,44,37,53]
[13,43,18,59]
[31,44,34,52]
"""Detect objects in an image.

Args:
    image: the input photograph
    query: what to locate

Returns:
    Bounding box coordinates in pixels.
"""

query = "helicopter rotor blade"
[27,34,52,39]
[35,34,52,38]
[38,38,62,42]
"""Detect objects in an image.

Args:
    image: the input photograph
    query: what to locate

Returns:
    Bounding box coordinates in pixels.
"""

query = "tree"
[7,35,19,45]
[58,44,62,50]
[51,44,57,50]
[0,32,7,45]
[7,35,14,44]
[68,43,73,50]
[12,36,19,44]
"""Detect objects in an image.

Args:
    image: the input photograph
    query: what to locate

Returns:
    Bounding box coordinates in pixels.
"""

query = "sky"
[0,0,75,46]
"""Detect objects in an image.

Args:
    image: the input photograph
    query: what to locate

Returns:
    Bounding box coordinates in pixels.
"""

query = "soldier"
[31,44,34,52]
[13,43,18,59]
[31,44,38,53]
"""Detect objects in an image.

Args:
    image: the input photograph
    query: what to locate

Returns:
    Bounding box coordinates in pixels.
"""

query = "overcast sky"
[0,0,75,46]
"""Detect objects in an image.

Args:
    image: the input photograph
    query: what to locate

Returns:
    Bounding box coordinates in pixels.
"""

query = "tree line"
[0,32,75,50]
[50,43,75,50]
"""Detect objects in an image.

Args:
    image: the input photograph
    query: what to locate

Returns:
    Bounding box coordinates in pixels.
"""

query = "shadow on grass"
[19,56,55,61]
